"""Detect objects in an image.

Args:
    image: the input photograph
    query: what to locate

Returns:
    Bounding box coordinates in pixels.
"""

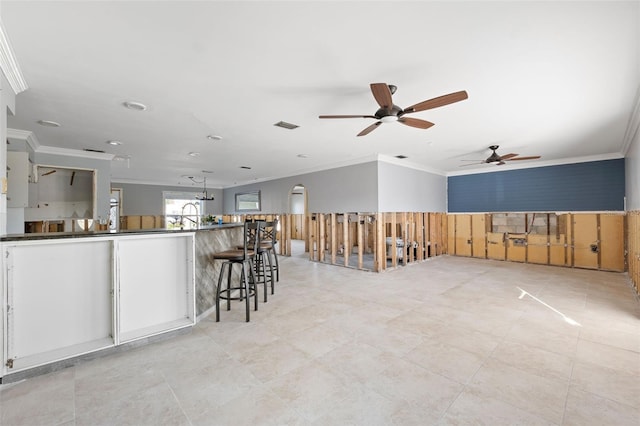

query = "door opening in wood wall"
[289,184,307,255]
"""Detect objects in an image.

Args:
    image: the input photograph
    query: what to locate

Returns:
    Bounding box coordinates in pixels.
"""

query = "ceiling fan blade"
[370,83,393,109]
[357,121,382,136]
[496,161,506,166]
[398,117,435,129]
[319,115,377,119]
[506,156,541,161]
[499,153,518,160]
[403,90,468,114]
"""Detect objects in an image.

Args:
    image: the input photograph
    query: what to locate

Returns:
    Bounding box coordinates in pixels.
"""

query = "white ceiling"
[2,1,639,188]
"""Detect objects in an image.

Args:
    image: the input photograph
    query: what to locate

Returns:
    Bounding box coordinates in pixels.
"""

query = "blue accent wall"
[448,159,625,212]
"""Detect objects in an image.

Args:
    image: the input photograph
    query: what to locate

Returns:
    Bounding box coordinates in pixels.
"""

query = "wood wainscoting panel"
[527,234,549,265]
[599,214,624,272]
[471,214,487,258]
[487,232,506,260]
[454,214,472,257]
[573,214,599,269]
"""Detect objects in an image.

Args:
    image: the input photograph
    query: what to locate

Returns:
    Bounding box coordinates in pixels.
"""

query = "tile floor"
[1,250,639,425]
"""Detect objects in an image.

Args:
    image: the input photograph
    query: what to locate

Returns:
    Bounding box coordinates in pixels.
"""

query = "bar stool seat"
[213,221,261,322]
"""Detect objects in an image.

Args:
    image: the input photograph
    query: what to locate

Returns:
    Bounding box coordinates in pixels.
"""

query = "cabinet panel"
[6,239,113,372]
[117,234,195,342]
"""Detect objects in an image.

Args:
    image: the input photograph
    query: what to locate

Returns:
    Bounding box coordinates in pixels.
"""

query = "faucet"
[179,202,200,229]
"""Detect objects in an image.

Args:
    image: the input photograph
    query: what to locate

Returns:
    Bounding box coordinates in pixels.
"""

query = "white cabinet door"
[116,233,195,343]
[5,239,114,372]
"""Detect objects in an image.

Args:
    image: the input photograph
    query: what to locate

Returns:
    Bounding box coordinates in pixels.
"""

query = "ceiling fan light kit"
[319,83,468,136]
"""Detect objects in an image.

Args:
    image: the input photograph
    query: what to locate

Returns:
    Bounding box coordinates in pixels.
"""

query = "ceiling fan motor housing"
[375,105,402,119]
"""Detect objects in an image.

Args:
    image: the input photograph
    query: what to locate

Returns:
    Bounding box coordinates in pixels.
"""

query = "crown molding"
[7,128,40,152]
[6,128,113,160]
[36,145,114,161]
[0,20,28,94]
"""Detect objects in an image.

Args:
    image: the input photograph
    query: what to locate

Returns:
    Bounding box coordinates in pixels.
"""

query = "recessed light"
[207,135,222,141]
[188,152,200,157]
[123,101,147,111]
[297,154,309,158]
[106,140,122,146]
[239,166,252,170]
[37,120,61,127]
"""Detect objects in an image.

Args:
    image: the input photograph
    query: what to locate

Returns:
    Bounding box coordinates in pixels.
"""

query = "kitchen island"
[0,224,243,382]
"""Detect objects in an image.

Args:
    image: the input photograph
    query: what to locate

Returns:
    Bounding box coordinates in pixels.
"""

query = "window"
[235,191,261,212]
[163,192,203,230]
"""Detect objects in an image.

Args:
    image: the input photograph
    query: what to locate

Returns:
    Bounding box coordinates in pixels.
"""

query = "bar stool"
[213,221,261,322]
[239,219,273,302]
[260,219,280,285]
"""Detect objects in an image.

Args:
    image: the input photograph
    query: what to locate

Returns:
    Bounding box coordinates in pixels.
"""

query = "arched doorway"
[289,184,307,256]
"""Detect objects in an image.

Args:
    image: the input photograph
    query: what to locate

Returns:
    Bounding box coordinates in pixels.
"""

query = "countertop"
[0,223,244,242]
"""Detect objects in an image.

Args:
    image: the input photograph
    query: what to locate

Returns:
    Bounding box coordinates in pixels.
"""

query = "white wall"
[377,161,447,212]
[1,72,16,235]
[625,116,640,210]
[115,182,224,216]
[223,161,379,214]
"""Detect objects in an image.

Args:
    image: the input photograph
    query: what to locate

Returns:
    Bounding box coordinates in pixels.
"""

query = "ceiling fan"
[319,83,468,136]
[461,145,541,166]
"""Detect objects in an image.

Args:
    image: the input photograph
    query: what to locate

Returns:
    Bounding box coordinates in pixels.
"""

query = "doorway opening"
[289,184,307,256]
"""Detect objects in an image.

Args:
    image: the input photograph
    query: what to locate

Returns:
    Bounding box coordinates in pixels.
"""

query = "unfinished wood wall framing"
[306,212,447,272]
[628,211,640,295]
[446,212,626,272]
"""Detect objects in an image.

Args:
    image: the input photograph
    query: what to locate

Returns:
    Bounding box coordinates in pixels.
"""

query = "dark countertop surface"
[0,223,244,242]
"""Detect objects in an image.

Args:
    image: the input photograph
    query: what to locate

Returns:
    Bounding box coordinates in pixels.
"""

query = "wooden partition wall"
[305,212,447,272]
[447,212,625,272]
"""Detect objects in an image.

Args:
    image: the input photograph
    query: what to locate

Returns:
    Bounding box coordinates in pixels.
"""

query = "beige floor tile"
[467,358,569,424]
[578,324,640,353]
[365,357,464,415]
[233,339,313,382]
[317,341,399,384]
[440,389,556,425]
[190,385,305,426]
[0,369,75,426]
[575,339,640,375]
[286,323,352,358]
[490,340,574,382]
[404,340,486,384]
[571,361,640,408]
[563,387,640,426]
[265,363,350,421]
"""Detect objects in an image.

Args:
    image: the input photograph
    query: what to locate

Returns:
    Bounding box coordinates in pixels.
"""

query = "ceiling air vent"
[274,121,299,130]
[395,155,408,159]
[84,148,106,153]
